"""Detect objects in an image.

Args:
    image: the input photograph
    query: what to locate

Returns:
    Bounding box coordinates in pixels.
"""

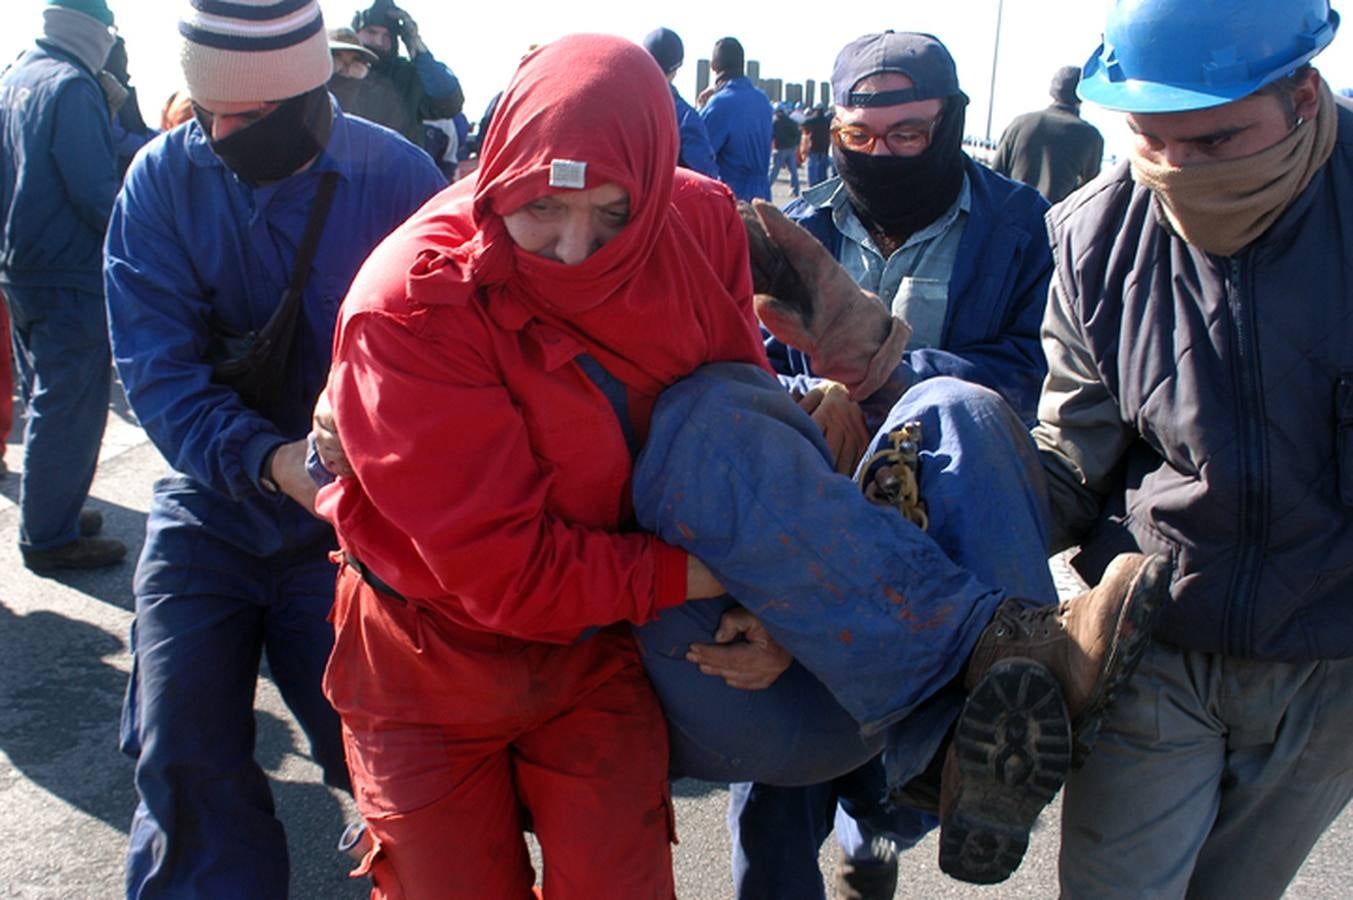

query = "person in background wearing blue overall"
[105,2,444,896]
[644,26,720,181]
[0,0,127,572]
[768,103,803,196]
[699,36,773,200]
[728,31,1056,898]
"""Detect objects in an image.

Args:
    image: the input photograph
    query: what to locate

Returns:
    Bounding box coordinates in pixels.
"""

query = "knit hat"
[642,27,684,74]
[46,0,114,28]
[178,0,331,104]
[1050,65,1081,105]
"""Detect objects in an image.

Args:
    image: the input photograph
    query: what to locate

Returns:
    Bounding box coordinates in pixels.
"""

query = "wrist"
[259,444,282,494]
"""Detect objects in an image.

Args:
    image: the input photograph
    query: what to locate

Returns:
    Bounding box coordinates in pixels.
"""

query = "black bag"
[207,171,339,419]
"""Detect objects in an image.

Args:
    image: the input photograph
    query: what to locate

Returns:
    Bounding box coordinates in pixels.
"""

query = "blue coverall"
[105,107,444,899]
[700,77,773,200]
[633,365,1055,789]
[0,42,118,553]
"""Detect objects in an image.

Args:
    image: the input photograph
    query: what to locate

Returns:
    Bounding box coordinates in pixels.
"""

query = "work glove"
[740,200,910,403]
[389,6,422,51]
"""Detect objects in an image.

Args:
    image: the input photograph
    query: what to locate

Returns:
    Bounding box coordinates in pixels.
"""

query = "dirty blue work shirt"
[809,174,970,350]
[775,159,1052,423]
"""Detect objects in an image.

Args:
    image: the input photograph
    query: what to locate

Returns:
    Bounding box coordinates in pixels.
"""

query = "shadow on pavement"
[0,602,136,832]
[673,778,725,799]
[255,710,369,899]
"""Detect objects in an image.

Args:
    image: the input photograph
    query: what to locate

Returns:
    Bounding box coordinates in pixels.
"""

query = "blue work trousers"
[632,366,1053,792]
[806,153,833,188]
[722,374,1058,898]
[4,284,110,550]
[120,477,349,899]
[633,362,1055,893]
[769,148,801,196]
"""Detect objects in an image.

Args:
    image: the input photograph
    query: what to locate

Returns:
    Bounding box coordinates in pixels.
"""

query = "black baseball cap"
[831,31,963,108]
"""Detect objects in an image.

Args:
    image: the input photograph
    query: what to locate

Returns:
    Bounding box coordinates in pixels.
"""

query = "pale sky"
[3,0,1351,160]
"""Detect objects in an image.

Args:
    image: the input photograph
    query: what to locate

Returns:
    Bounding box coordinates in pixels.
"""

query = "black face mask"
[832,95,969,243]
[198,87,334,187]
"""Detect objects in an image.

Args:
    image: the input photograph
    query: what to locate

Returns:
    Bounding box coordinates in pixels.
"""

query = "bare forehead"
[1126,92,1282,137]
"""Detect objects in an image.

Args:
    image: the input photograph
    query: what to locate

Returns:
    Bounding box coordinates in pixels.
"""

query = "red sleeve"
[672,170,767,350]
[324,301,688,640]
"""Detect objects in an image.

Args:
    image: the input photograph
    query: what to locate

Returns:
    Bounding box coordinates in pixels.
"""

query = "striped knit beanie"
[179,0,332,103]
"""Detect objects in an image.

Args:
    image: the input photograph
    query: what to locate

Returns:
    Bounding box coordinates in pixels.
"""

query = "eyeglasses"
[831,115,942,156]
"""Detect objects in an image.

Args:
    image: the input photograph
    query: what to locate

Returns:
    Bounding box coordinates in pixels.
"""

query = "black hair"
[711,37,744,78]
[1260,64,1315,127]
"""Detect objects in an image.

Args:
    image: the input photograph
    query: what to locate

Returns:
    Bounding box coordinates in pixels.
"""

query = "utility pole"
[985,0,1005,142]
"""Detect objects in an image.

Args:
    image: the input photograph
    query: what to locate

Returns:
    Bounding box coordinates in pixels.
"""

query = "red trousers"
[324,564,676,899]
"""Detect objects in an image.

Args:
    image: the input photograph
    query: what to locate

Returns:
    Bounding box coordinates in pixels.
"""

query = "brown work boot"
[966,552,1169,765]
[21,536,126,572]
[939,658,1071,885]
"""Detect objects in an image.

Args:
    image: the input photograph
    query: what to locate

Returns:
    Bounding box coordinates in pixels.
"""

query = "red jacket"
[318,171,768,644]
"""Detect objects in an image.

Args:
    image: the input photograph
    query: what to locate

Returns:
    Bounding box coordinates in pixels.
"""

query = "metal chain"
[855,420,928,531]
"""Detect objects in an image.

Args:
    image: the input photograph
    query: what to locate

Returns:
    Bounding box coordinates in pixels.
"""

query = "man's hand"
[800,381,870,474]
[310,390,354,479]
[390,7,424,54]
[746,200,911,401]
[269,439,321,517]
[686,607,793,691]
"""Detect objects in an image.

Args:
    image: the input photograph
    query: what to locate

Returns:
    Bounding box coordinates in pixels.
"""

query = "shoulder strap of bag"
[286,170,340,300]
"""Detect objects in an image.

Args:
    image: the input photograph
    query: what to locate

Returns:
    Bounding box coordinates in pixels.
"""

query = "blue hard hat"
[1079,0,1340,113]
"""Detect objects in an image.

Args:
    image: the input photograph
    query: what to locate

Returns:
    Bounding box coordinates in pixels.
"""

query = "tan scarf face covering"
[1130,81,1338,257]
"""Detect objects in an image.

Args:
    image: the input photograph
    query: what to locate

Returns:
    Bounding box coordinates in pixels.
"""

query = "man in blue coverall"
[643,26,720,180]
[105,1,444,895]
[0,0,127,572]
[731,31,1055,899]
[699,36,773,200]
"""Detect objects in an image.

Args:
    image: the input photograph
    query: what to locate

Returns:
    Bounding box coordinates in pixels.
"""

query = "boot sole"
[939,658,1071,885]
[1070,553,1169,767]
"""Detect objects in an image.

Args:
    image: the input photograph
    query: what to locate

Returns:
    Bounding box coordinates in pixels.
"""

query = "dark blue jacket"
[0,42,117,294]
[700,77,772,200]
[672,84,719,180]
[104,108,444,556]
[772,158,1052,422]
[1040,102,1353,661]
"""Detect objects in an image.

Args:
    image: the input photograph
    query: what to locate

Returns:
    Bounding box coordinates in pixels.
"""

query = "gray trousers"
[1060,639,1353,899]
